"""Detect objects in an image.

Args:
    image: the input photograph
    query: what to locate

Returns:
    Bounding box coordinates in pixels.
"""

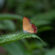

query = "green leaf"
[31,20,51,27]
[0,14,23,20]
[2,41,31,55]
[45,48,55,55]
[38,26,53,33]
[0,32,46,46]
[31,10,55,27]
[32,10,55,21]
[0,20,16,31]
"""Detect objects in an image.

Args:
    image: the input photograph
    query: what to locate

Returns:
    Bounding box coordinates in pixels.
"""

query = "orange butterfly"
[23,17,37,33]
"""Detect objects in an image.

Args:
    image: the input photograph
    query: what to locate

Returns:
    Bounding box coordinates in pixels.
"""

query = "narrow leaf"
[0,32,47,46]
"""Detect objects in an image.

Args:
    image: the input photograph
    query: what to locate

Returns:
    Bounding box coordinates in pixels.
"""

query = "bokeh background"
[0,0,55,55]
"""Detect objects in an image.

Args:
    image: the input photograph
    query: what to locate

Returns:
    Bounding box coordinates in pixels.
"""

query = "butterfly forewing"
[23,17,37,33]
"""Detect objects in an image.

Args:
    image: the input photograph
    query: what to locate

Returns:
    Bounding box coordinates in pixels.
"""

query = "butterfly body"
[23,17,37,33]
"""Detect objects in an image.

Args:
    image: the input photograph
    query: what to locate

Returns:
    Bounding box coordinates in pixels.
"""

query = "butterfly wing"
[32,24,37,33]
[23,17,36,33]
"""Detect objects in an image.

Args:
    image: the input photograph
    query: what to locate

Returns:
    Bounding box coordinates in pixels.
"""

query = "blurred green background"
[0,0,55,55]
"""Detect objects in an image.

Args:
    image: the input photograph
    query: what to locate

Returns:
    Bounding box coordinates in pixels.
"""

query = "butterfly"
[23,17,37,33]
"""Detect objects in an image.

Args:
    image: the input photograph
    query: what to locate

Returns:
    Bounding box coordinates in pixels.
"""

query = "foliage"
[0,0,55,55]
